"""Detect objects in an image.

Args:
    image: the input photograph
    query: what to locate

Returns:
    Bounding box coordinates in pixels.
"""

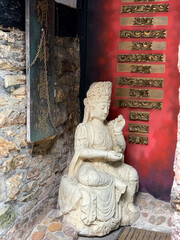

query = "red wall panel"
[86,0,180,201]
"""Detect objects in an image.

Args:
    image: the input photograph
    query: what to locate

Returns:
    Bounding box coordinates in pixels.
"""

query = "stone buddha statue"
[58,81,139,236]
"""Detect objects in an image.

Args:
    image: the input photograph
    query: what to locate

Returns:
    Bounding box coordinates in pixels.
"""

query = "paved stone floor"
[28,192,174,240]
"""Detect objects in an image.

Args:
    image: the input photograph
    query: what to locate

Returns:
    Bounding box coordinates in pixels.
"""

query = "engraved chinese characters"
[117,0,169,144]
[26,0,55,142]
[121,4,169,14]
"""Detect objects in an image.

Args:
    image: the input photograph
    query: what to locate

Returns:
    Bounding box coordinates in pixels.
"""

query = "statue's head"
[83,81,112,123]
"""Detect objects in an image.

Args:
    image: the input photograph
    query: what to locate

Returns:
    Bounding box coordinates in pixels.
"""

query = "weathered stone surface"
[46,232,59,240]
[55,231,64,237]
[37,225,47,232]
[63,226,78,239]
[0,28,24,39]
[14,216,29,231]
[4,74,26,88]
[3,125,27,148]
[2,154,28,173]
[0,107,26,128]
[32,135,56,155]
[0,30,25,72]
[141,212,148,218]
[148,215,156,224]
[27,167,40,180]
[28,155,43,168]
[54,104,68,127]
[163,203,172,212]
[6,226,15,238]
[69,111,79,128]
[46,175,57,187]
[148,201,156,209]
[21,191,39,203]
[0,173,6,202]
[18,200,38,216]
[37,184,55,202]
[16,126,27,147]
[171,212,180,240]
[0,33,80,239]
[22,181,37,192]
[7,173,23,199]
[47,209,61,220]
[168,217,172,227]
[0,137,17,157]
[48,223,62,232]
[0,94,18,106]
[0,59,25,72]
[67,101,79,114]
[39,167,52,183]
[55,88,67,103]
[11,85,26,99]
[41,157,54,169]
[156,216,166,225]
[32,231,45,240]
[156,209,165,215]
[0,204,16,230]
[140,199,147,206]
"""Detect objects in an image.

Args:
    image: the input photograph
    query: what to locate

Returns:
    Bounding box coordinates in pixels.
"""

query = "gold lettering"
[129,111,150,121]
[37,108,49,132]
[37,0,49,27]
[121,4,169,14]
[116,77,164,88]
[115,99,163,110]
[37,71,46,99]
[129,123,149,133]
[129,135,148,145]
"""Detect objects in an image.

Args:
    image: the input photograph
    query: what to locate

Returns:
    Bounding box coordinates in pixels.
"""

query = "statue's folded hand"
[106,150,123,162]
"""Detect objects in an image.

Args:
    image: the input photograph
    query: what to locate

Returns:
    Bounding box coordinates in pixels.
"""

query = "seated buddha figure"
[58,81,139,237]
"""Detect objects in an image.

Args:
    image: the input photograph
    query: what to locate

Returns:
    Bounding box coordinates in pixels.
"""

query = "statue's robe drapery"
[59,122,138,236]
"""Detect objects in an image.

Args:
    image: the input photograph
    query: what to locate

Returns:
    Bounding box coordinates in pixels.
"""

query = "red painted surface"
[86,0,180,200]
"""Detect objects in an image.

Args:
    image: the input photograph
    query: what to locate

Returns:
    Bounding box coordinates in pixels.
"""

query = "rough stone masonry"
[0,29,80,240]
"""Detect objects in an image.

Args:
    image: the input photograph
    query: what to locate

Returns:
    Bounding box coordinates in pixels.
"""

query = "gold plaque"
[131,65,151,73]
[120,17,168,26]
[119,42,166,51]
[116,88,163,99]
[121,4,169,14]
[129,111,150,121]
[116,77,164,88]
[115,99,163,110]
[129,123,149,133]
[120,30,167,38]
[117,64,165,74]
[129,135,148,145]
[117,54,165,63]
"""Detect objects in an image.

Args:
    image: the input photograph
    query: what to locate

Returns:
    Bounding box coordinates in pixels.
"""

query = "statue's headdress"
[83,81,112,123]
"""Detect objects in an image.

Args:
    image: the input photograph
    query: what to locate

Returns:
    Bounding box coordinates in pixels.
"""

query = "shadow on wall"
[0,0,25,30]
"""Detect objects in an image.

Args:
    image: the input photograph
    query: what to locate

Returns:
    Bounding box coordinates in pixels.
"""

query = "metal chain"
[29,30,45,69]
[22,29,45,71]
[42,30,57,132]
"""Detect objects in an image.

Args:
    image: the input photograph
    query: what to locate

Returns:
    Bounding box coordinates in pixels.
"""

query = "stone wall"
[0,29,80,240]
[171,112,180,240]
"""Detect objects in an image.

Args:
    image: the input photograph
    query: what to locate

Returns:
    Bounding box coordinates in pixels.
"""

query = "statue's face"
[91,101,110,121]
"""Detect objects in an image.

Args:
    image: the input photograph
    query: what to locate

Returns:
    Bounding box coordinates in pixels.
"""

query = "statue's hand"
[106,151,123,162]
[113,115,125,134]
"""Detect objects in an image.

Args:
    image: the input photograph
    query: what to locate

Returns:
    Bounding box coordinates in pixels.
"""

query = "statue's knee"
[129,168,138,182]
[88,171,100,185]
[77,167,100,186]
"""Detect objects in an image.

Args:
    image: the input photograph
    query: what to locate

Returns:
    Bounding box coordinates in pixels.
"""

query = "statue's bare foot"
[127,202,138,213]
